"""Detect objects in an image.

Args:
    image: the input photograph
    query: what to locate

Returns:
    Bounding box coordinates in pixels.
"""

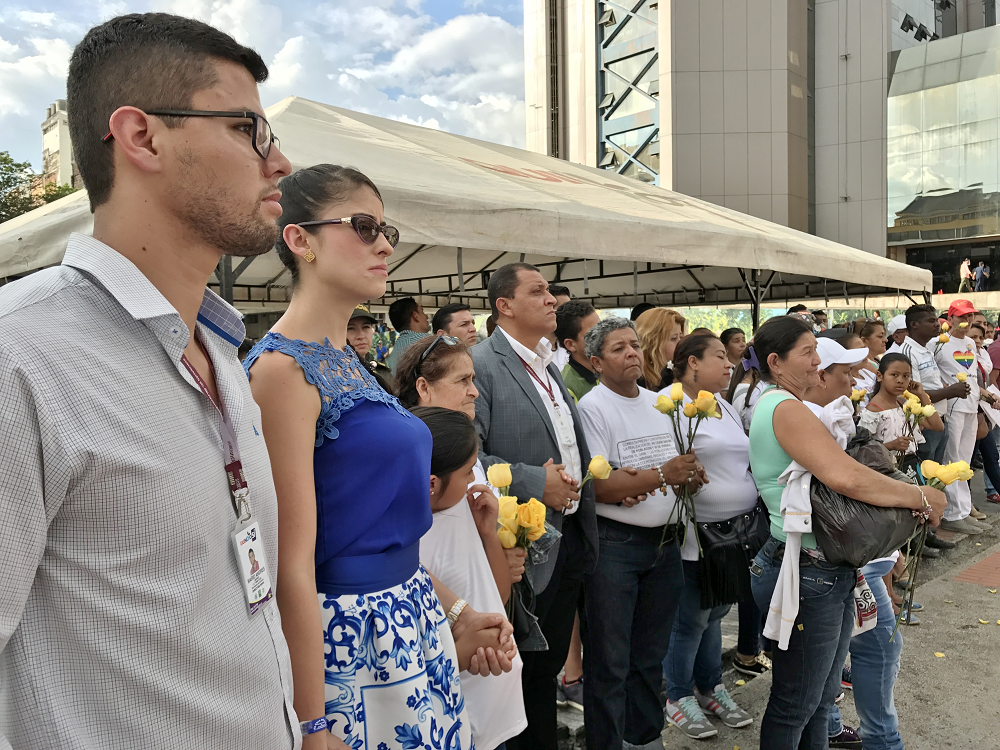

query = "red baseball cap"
[948,299,978,316]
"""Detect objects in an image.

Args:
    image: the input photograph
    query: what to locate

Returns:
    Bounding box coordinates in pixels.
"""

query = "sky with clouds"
[0,0,526,172]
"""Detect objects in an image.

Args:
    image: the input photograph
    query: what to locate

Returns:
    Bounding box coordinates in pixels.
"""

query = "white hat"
[887,314,907,336]
[816,338,868,371]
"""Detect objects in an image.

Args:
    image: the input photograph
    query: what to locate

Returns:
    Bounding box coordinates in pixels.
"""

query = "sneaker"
[925,532,957,549]
[939,518,984,535]
[733,653,771,677]
[665,696,719,739]
[970,507,988,520]
[908,601,924,612]
[920,545,940,558]
[829,725,863,748]
[558,676,583,712]
[988,493,1000,504]
[904,610,921,626]
[696,684,753,728]
[835,691,845,703]
[841,665,852,690]
[967,517,992,531]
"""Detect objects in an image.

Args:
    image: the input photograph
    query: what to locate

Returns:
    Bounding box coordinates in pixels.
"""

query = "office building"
[41,100,79,188]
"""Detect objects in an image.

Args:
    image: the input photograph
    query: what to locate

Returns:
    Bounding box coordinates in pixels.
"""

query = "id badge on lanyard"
[182,355,274,615]
[520,356,575,448]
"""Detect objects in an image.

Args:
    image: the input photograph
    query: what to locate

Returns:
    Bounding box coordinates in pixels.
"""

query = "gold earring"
[303,250,316,263]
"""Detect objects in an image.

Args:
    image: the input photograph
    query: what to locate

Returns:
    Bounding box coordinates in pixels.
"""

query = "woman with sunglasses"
[245,165,515,750]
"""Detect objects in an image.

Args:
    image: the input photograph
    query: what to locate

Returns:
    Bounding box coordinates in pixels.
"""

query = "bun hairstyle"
[275,164,383,285]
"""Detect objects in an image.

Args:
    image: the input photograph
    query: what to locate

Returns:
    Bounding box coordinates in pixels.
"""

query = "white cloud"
[0,0,526,170]
[17,11,57,26]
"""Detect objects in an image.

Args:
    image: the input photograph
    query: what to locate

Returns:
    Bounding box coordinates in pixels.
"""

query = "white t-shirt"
[934,335,980,414]
[577,383,681,527]
[419,463,527,750]
[731,380,767,433]
[855,365,877,405]
[675,398,760,561]
[900,336,945,409]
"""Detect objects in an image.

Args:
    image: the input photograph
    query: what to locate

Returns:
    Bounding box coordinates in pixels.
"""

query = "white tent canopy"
[0,96,931,319]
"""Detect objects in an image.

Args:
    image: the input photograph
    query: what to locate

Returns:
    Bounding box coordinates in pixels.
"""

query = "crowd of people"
[0,12,995,750]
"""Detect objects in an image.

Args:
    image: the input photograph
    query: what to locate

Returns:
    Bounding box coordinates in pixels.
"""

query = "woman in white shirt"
[661,335,762,739]
[576,317,704,750]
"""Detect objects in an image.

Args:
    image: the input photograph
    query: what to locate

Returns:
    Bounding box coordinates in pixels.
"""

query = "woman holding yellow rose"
[662,334,762,738]
[411,406,527,750]
[575,317,705,750]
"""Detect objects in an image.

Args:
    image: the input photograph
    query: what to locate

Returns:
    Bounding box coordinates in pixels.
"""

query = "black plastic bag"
[809,428,920,568]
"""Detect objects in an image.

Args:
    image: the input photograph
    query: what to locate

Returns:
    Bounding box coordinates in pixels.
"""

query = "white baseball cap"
[886,314,907,337]
[816,337,868,371]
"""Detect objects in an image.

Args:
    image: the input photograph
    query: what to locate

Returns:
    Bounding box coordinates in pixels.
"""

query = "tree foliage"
[0,151,80,224]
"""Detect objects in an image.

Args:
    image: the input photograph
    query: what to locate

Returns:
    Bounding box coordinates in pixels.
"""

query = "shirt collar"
[62,233,245,347]
[568,355,599,384]
[903,335,929,353]
[497,325,554,369]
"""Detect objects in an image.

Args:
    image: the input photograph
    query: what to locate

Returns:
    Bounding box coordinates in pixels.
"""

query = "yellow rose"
[960,322,969,328]
[497,526,518,549]
[655,395,676,414]
[921,404,937,418]
[902,400,912,415]
[941,322,950,332]
[920,460,941,479]
[850,389,865,402]
[498,496,518,521]
[527,498,547,530]
[589,455,613,480]
[683,402,698,418]
[903,390,916,401]
[487,463,513,489]
[694,394,717,414]
[939,333,950,343]
[935,464,960,485]
[697,390,715,400]
[957,372,967,382]
[954,461,975,482]
[517,503,535,528]
[668,382,683,402]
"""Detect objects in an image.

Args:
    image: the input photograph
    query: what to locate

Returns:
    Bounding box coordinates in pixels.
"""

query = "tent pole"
[751,268,761,333]
[457,247,465,292]
[218,255,234,304]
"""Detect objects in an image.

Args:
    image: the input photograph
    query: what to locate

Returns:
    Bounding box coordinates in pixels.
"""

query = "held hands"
[467,484,499,537]
[618,466,648,507]
[542,457,580,510]
[452,606,517,675]
[504,546,527,583]
[661,453,707,489]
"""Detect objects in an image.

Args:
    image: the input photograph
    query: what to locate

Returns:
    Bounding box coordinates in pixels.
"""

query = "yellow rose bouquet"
[897,391,937,464]
[890,460,969,639]
[653,384,720,549]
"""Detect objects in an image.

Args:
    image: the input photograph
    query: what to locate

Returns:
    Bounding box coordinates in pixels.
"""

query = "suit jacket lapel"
[492,333,560,448]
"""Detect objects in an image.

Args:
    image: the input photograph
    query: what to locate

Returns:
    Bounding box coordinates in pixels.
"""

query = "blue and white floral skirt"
[322,565,474,750]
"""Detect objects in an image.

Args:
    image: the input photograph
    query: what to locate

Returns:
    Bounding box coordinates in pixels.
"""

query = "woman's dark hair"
[275,164,383,285]
[720,327,745,347]
[409,406,479,490]
[857,320,885,340]
[753,315,813,382]
[395,336,471,408]
[971,322,987,336]
[672,334,719,379]
[871,352,911,399]
[839,333,863,351]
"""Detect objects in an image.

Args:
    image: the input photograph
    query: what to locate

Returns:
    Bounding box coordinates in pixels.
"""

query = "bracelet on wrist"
[911,486,931,522]
[447,598,469,626]
[655,466,670,496]
[300,717,329,736]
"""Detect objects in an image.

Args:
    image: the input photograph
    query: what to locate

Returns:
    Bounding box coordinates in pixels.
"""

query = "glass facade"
[888,26,1000,244]
[596,0,659,184]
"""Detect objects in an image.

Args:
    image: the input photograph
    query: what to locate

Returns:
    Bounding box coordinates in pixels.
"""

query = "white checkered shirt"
[0,235,298,750]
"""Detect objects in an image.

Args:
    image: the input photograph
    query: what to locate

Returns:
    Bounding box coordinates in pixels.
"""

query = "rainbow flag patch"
[953,350,976,368]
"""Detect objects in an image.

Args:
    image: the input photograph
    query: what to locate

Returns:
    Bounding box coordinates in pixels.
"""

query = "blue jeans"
[582,519,684,750]
[750,536,857,750]
[850,559,905,750]
[917,421,948,463]
[981,426,1000,495]
[663,560,731,700]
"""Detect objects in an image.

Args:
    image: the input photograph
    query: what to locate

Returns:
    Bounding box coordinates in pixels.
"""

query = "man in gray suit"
[472,262,599,750]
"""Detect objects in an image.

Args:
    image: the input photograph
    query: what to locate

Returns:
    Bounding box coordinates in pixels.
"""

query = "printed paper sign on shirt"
[616,433,676,472]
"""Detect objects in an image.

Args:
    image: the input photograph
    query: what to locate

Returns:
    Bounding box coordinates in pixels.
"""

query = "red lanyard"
[181,354,251,520]
[518,355,556,404]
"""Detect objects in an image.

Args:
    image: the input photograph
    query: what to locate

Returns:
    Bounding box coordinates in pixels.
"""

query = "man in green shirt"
[557,301,602,402]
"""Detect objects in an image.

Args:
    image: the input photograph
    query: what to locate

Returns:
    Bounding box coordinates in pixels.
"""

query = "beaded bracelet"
[910,486,931,522]
[655,466,670,496]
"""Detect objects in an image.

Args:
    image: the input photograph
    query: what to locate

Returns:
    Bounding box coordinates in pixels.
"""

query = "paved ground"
[556,475,1000,749]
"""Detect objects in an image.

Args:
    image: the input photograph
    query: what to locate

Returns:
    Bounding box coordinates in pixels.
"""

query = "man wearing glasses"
[0,13,302,750]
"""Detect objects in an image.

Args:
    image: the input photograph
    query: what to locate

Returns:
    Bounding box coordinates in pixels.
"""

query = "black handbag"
[695,499,771,609]
[809,428,920,568]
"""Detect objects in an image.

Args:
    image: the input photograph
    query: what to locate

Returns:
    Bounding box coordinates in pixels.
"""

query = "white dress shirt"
[497,326,583,513]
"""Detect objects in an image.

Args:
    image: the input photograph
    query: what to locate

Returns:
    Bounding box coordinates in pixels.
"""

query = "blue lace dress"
[245,333,473,750]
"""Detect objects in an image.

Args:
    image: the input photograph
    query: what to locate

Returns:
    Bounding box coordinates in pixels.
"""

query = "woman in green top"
[746,316,945,750]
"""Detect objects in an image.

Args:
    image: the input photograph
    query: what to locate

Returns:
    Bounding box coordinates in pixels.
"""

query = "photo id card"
[231,517,274,616]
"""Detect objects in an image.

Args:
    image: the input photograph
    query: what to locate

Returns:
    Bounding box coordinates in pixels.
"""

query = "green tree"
[0,151,37,223]
[42,182,78,203]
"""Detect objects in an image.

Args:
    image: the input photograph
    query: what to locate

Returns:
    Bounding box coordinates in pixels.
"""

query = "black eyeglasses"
[298,214,400,248]
[413,335,459,380]
[102,109,279,160]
